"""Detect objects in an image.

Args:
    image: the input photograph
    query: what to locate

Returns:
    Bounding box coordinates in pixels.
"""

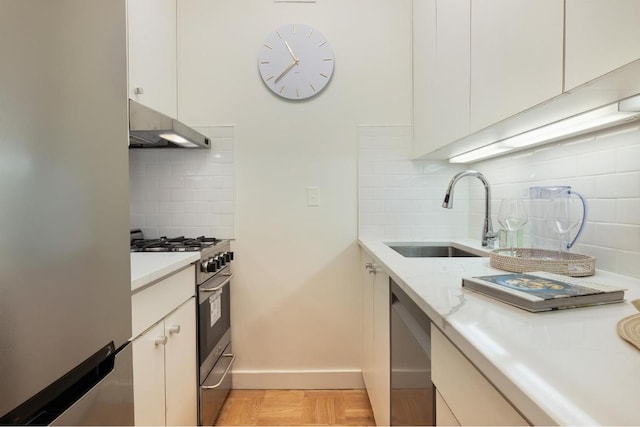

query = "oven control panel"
[201,251,234,274]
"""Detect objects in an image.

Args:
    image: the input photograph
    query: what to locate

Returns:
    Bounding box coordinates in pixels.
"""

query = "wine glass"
[497,198,528,255]
[545,197,583,257]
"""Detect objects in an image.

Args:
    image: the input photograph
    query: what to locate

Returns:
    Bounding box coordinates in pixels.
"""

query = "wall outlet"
[307,186,320,206]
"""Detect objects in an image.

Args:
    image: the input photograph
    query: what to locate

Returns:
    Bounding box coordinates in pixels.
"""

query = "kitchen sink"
[386,243,483,258]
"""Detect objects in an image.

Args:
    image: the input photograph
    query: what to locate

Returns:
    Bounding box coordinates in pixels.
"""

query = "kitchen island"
[360,238,640,426]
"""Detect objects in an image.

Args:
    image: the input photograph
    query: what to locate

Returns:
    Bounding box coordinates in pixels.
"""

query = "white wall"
[177,0,412,387]
[471,122,640,279]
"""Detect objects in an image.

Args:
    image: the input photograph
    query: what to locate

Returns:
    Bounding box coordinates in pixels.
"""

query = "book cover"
[462,271,626,312]
[472,273,602,300]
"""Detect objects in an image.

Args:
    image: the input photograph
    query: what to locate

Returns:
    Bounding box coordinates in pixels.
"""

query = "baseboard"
[231,369,365,389]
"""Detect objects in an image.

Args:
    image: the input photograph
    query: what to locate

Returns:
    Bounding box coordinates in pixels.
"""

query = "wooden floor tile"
[215,389,375,426]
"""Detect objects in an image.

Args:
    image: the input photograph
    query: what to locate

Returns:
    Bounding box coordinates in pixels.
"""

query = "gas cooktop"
[130,234,222,252]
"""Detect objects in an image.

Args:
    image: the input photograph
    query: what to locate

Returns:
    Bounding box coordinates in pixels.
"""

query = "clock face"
[258,24,334,100]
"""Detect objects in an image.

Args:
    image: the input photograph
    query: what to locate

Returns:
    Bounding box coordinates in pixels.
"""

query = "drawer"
[132,265,195,338]
[431,326,528,426]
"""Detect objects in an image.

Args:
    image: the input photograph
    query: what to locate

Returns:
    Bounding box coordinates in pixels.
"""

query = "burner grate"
[130,235,220,252]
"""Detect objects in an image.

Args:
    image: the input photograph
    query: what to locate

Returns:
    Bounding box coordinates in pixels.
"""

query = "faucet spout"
[442,170,496,247]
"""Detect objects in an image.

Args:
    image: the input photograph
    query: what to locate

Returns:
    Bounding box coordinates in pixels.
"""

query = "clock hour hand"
[284,41,298,62]
[274,59,299,84]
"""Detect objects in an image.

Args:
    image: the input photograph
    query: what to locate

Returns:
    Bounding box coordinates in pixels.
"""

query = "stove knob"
[219,255,226,267]
[207,258,218,273]
[201,260,209,273]
[214,256,222,269]
[224,252,231,263]
[228,251,234,261]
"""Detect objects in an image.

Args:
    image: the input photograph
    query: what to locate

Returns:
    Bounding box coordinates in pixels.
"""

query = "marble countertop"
[360,238,640,426]
[130,252,199,293]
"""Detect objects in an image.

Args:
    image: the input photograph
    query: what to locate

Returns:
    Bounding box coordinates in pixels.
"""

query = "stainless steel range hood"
[128,99,210,149]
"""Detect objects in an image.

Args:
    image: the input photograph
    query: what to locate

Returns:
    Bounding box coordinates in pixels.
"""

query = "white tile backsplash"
[358,125,468,241]
[472,122,640,278]
[129,126,235,239]
[359,121,640,278]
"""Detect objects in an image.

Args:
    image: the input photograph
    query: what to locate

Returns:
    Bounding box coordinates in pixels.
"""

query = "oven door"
[198,268,232,380]
[199,343,234,426]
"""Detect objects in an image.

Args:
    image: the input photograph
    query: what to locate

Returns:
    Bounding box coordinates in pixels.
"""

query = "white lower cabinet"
[131,265,197,426]
[432,326,527,426]
[360,251,390,426]
[436,390,460,426]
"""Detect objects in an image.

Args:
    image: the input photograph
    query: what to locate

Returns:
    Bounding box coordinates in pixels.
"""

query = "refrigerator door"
[0,0,132,422]
[52,344,134,426]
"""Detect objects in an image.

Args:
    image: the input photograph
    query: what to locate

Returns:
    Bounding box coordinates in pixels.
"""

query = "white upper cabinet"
[469,0,564,133]
[565,0,640,91]
[127,0,177,118]
[413,0,470,159]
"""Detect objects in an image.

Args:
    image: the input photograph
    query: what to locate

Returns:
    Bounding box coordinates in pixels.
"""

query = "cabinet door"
[133,321,166,426]
[127,0,177,117]
[436,390,460,426]
[360,253,375,396]
[565,0,640,90]
[371,266,390,426]
[469,0,564,132]
[360,251,390,426]
[164,298,198,426]
[413,0,470,158]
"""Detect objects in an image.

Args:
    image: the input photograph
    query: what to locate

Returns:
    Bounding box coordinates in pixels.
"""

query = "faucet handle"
[484,231,498,248]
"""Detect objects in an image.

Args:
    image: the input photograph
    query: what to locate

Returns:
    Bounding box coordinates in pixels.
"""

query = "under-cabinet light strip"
[450,96,640,164]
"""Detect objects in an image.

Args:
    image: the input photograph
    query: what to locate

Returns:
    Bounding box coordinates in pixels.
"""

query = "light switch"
[307,186,320,206]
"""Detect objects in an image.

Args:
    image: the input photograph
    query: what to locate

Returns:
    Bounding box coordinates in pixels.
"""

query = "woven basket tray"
[489,248,596,277]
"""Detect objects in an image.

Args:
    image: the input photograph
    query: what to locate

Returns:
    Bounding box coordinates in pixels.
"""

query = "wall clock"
[258,24,335,100]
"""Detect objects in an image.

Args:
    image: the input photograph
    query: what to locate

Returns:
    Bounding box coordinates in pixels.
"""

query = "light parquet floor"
[215,389,376,426]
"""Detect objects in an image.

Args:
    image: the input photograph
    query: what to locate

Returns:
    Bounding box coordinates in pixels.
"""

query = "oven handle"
[201,353,236,390]
[199,274,233,293]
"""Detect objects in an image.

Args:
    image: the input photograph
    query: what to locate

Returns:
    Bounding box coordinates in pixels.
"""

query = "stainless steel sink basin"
[386,243,482,258]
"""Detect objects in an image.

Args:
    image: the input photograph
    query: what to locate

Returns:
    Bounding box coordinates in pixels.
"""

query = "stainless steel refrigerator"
[0,1,134,424]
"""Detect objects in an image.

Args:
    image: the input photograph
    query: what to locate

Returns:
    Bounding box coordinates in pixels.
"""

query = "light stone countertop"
[130,252,199,293]
[359,238,640,426]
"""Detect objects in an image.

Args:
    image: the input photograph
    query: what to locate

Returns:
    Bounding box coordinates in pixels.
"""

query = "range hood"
[128,99,210,149]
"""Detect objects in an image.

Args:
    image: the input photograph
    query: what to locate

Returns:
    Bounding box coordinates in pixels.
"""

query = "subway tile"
[183,201,209,214]
[616,199,640,225]
[586,199,617,223]
[170,214,195,227]
[156,150,184,163]
[210,201,234,214]
[594,172,640,198]
[576,149,616,176]
[595,223,640,252]
[617,250,640,278]
[616,144,640,173]
[195,188,223,201]
[158,201,185,214]
[171,188,195,202]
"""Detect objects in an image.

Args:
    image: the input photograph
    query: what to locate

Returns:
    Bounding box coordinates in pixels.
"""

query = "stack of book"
[462,271,626,312]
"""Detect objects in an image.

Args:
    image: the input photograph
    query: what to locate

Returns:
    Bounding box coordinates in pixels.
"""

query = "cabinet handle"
[365,262,379,275]
[133,87,144,95]
[168,325,181,335]
[154,336,168,346]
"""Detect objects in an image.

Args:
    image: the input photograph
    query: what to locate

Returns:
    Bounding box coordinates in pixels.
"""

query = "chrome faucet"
[442,170,496,247]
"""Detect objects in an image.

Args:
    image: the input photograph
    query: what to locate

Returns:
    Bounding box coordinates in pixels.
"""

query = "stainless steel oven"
[196,240,235,426]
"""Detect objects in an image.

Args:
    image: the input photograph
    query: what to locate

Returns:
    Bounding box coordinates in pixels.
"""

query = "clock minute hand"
[274,59,299,84]
[284,41,298,61]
